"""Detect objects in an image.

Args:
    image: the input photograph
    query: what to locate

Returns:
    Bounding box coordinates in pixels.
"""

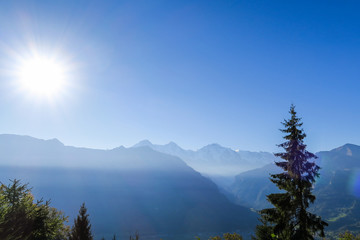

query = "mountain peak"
[132,139,153,148]
[207,143,222,148]
[331,143,360,157]
[162,141,185,153]
[46,138,64,146]
[166,141,177,145]
[165,141,180,148]
[343,143,359,148]
[200,143,227,151]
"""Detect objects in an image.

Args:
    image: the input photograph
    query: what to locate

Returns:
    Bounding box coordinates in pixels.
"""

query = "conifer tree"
[69,203,93,240]
[254,105,327,240]
[0,179,68,240]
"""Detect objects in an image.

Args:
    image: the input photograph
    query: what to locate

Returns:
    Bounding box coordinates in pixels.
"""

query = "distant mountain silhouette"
[0,134,257,239]
[132,140,276,177]
[229,143,360,234]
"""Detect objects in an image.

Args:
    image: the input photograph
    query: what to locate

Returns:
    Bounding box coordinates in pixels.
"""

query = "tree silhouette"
[69,203,93,240]
[209,233,243,240]
[254,105,327,239]
[0,179,68,240]
[129,232,139,240]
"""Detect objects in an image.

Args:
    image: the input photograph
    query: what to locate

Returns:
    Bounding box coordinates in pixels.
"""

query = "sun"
[15,53,69,101]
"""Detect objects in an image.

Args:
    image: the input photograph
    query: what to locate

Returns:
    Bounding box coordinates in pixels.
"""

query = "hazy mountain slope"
[230,163,281,209]
[132,140,276,177]
[0,134,257,239]
[0,134,187,170]
[229,143,360,233]
[311,144,360,232]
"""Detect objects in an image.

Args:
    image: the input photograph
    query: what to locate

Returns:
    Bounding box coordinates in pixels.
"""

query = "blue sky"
[0,0,359,152]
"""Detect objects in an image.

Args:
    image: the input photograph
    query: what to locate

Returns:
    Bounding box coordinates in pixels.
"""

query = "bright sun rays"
[11,50,73,104]
[18,55,66,97]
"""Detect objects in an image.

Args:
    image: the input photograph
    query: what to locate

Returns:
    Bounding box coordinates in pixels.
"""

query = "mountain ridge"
[0,134,257,239]
[131,139,277,178]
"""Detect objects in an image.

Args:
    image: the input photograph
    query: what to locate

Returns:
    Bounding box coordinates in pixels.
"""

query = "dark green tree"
[252,219,274,240]
[0,179,69,240]
[0,179,34,240]
[69,203,93,240]
[339,231,360,240]
[254,105,327,240]
[209,233,243,240]
[195,233,243,240]
[30,199,69,240]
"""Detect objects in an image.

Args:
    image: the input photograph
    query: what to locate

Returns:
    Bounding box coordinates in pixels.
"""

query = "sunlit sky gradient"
[0,0,359,152]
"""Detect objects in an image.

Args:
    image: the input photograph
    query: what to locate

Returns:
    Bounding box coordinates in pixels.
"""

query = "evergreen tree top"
[275,105,318,181]
[69,202,93,240]
[280,104,306,142]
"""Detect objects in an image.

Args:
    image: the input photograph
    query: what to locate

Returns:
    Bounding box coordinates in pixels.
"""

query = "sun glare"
[18,55,66,98]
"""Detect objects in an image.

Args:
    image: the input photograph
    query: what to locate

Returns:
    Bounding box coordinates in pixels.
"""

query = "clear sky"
[0,0,359,152]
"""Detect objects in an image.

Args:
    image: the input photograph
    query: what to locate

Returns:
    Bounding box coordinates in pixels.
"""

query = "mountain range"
[132,140,276,188]
[0,134,257,239]
[1,134,359,238]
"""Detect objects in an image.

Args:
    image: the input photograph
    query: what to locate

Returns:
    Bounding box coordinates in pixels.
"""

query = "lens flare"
[348,169,360,198]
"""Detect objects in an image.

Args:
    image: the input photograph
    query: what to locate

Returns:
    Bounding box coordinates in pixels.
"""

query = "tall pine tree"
[254,105,327,240]
[69,203,93,240]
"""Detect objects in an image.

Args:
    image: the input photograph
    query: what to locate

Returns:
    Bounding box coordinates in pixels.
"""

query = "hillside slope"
[229,143,360,233]
[0,134,257,239]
